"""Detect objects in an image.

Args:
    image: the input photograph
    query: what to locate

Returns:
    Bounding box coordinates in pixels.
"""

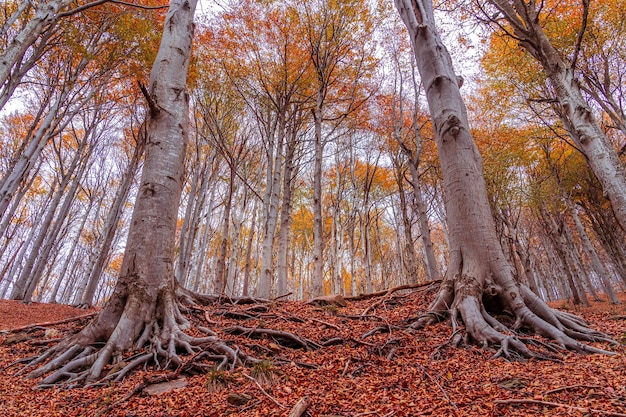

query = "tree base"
[409,275,616,359]
[18,288,260,388]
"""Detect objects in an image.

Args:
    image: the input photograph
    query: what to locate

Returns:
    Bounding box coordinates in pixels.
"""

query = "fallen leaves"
[0,293,624,416]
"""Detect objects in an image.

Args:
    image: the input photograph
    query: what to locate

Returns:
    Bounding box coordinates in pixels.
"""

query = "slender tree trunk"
[0,0,72,111]
[311,100,325,297]
[568,204,620,303]
[276,133,297,297]
[50,196,94,303]
[79,136,145,306]
[176,151,201,283]
[24,144,92,302]
[10,141,86,300]
[242,195,258,297]
[214,166,235,294]
[257,116,285,298]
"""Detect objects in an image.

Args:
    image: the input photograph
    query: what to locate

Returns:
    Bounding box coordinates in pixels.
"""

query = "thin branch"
[242,373,286,409]
[137,80,160,117]
[494,398,626,416]
[57,0,169,19]
[543,384,602,395]
[1,312,96,334]
[570,0,589,70]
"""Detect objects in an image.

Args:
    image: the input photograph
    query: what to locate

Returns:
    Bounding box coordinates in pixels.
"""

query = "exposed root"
[223,325,320,350]
[20,289,263,388]
[408,270,617,360]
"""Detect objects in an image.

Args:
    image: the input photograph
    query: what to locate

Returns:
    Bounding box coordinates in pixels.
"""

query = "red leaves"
[0,294,625,416]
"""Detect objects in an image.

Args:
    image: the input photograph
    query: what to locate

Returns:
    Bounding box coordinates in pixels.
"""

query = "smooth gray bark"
[394,0,610,355]
[28,0,200,385]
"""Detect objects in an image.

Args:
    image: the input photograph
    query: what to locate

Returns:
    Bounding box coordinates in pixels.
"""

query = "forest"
[0,0,626,415]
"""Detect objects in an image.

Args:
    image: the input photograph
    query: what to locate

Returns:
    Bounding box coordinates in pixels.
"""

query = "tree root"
[223,325,320,350]
[407,274,617,359]
[19,289,265,388]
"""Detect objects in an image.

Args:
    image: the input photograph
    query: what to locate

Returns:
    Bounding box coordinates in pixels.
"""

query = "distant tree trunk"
[395,0,610,356]
[176,148,202,284]
[311,98,325,297]
[391,61,439,283]
[540,209,587,306]
[568,203,620,303]
[276,129,298,297]
[257,122,284,298]
[9,140,87,300]
[23,140,92,303]
[214,165,235,294]
[49,194,95,303]
[0,57,90,218]
[242,194,258,297]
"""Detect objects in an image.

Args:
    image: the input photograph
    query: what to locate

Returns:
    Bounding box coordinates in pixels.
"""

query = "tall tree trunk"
[568,204,620,304]
[540,209,586,306]
[242,195,258,297]
[394,0,611,356]
[257,116,285,298]
[397,177,419,283]
[311,100,325,297]
[0,57,92,219]
[276,131,297,297]
[9,141,86,300]
[214,166,235,294]
[24,0,253,387]
[23,141,92,302]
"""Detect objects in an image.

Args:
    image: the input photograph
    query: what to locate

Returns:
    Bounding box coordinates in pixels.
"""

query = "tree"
[482,0,626,232]
[302,0,378,297]
[394,0,612,356]
[25,0,247,385]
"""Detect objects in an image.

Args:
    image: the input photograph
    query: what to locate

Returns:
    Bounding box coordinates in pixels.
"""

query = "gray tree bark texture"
[394,0,613,357]
[24,0,251,387]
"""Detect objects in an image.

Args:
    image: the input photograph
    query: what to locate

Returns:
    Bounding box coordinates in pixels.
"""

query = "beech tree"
[24,0,251,385]
[482,0,626,232]
[394,0,612,356]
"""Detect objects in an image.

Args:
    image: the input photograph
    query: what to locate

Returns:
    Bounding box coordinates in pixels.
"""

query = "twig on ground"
[288,396,311,417]
[310,317,341,331]
[494,399,626,416]
[242,373,286,409]
[272,292,292,301]
[416,363,458,410]
[2,312,96,334]
[543,384,603,395]
[345,281,441,302]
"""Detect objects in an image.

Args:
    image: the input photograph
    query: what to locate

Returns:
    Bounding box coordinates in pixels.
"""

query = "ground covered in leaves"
[1,287,625,417]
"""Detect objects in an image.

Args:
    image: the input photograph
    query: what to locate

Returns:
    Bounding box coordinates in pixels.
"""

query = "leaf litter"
[0,288,624,417]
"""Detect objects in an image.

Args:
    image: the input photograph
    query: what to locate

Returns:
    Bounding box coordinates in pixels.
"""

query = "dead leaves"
[0,293,624,416]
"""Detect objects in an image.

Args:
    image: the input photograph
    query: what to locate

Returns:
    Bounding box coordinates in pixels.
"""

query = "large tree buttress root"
[410,253,616,359]
[20,285,254,388]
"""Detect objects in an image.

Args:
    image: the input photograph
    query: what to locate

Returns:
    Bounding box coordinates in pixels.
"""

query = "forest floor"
[1,287,625,417]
